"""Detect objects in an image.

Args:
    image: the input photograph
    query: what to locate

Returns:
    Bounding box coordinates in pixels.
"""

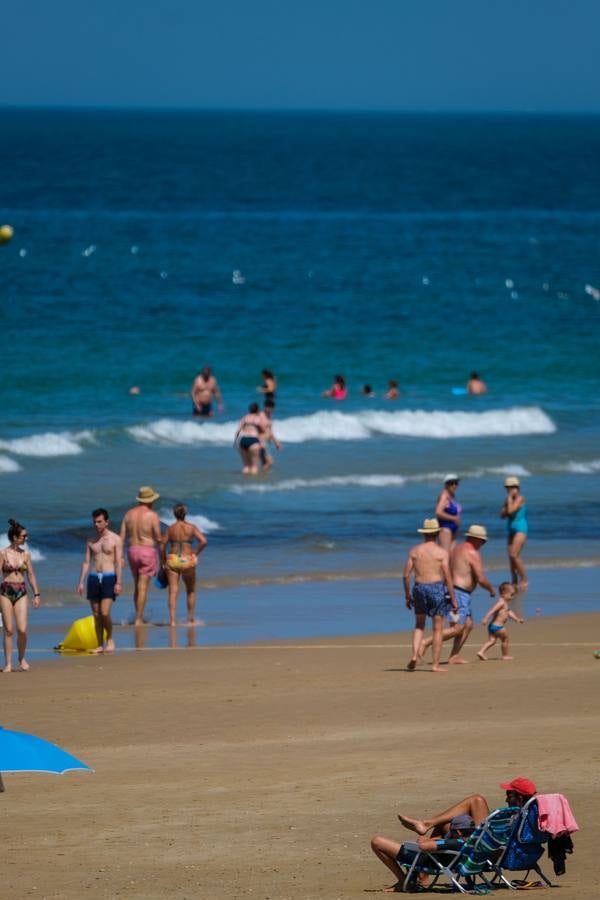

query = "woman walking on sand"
[500,475,529,591]
[435,474,462,552]
[160,504,207,627]
[0,519,41,672]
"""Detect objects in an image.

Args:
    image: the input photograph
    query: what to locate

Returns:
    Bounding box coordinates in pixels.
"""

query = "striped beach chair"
[400,805,521,893]
[492,797,555,889]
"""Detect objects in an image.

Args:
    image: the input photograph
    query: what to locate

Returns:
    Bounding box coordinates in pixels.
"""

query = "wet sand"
[1,612,597,898]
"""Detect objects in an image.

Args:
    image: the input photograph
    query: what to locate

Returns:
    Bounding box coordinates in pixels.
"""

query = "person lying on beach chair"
[371,777,536,892]
[371,814,475,892]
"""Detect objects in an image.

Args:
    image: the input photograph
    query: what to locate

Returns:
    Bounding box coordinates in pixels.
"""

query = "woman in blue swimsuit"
[500,476,529,591]
[435,474,462,552]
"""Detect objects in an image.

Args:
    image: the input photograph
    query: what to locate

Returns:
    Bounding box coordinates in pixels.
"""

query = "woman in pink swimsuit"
[323,374,347,400]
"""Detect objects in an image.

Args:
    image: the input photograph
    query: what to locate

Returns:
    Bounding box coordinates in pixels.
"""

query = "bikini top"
[1,551,28,574]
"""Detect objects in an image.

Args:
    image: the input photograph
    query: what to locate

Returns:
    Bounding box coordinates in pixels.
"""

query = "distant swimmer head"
[362,384,374,396]
[129,385,141,395]
[201,366,212,379]
[262,369,274,379]
[248,402,260,414]
[388,379,398,388]
[7,518,26,543]
[335,375,345,388]
[469,372,480,380]
[173,503,187,521]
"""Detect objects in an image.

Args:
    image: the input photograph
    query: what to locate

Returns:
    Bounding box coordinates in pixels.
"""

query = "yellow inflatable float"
[56,615,105,653]
[0,225,14,245]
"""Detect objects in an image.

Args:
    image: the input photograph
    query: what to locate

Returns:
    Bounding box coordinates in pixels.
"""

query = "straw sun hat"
[504,476,520,488]
[136,485,160,503]
[417,518,441,534]
[465,524,488,541]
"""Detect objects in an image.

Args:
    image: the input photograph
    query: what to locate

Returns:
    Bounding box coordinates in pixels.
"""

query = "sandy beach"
[1,611,597,897]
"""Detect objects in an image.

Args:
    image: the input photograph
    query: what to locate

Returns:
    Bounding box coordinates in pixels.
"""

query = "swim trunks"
[128,546,158,578]
[193,402,213,417]
[448,586,472,625]
[488,622,505,635]
[239,436,260,450]
[87,572,117,602]
[412,581,450,618]
[1,581,27,604]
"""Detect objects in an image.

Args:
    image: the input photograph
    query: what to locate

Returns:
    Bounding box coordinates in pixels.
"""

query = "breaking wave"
[552,459,600,475]
[158,509,221,532]
[0,430,95,458]
[0,455,21,474]
[128,407,555,447]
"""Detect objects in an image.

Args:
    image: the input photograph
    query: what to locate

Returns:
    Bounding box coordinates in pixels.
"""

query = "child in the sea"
[477,582,524,661]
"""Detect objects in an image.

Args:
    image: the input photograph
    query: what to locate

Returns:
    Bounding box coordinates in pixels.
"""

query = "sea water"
[1,110,599,643]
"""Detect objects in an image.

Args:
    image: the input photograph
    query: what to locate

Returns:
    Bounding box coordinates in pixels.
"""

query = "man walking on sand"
[418,524,496,665]
[403,518,457,673]
[120,486,162,625]
[77,508,123,653]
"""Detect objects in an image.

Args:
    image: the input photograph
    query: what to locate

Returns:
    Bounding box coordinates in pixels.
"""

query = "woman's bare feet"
[431,666,447,673]
[398,814,429,835]
[2,665,12,673]
[477,652,487,661]
[501,655,514,661]
[448,656,469,664]
[18,659,30,671]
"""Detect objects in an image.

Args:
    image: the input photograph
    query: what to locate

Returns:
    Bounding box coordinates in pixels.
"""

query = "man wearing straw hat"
[418,524,495,665]
[403,518,457,673]
[120,486,162,625]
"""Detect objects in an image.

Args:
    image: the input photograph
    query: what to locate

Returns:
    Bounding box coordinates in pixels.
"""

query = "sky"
[1,0,598,111]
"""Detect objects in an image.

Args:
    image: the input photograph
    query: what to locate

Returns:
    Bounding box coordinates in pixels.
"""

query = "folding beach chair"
[492,796,556,889]
[399,805,520,893]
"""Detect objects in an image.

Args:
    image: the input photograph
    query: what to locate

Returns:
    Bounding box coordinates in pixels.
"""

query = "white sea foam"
[555,459,600,475]
[0,455,21,473]
[0,430,94,458]
[129,407,555,448]
[230,474,407,494]
[158,509,221,532]
[0,534,45,562]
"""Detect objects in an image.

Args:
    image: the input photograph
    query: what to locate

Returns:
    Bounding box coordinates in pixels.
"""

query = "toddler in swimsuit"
[477,582,524,661]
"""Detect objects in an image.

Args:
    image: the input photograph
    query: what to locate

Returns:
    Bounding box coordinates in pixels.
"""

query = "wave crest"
[129,406,555,448]
[0,455,21,474]
[158,509,221,532]
[0,430,94,458]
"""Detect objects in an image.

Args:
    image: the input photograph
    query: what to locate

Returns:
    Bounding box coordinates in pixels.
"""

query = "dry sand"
[1,612,598,898]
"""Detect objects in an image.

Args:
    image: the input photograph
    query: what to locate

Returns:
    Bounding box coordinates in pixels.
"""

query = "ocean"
[1,109,599,648]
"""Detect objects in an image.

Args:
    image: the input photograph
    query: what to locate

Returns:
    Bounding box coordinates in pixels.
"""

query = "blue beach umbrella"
[0,725,93,792]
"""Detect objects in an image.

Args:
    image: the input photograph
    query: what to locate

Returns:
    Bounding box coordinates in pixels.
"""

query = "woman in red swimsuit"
[0,518,42,672]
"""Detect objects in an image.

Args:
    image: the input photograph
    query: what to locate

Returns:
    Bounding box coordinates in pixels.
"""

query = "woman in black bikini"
[234,402,265,475]
[0,518,41,672]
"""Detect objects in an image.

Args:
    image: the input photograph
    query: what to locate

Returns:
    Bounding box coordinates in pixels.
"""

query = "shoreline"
[2,611,597,898]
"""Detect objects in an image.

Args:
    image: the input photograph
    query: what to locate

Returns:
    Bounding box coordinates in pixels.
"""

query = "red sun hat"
[500,777,537,797]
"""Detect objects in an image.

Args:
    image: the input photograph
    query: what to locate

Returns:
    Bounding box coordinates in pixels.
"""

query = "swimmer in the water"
[385,379,399,400]
[191,367,224,417]
[362,384,375,398]
[323,375,347,400]
[234,402,266,475]
[467,372,487,395]
[257,369,277,404]
[258,399,282,471]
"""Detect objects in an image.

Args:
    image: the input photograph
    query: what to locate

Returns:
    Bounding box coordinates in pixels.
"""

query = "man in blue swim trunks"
[77,508,123,653]
[418,524,495,665]
[403,519,457,673]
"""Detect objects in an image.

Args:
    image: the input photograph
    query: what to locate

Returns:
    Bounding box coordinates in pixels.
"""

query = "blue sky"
[1,0,598,110]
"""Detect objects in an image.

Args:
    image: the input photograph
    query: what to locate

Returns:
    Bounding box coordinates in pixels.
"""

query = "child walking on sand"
[477,582,524,661]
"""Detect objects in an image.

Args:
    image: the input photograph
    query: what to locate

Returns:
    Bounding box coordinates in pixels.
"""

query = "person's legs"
[508,532,528,590]
[239,445,250,474]
[407,613,426,669]
[419,623,461,660]
[477,634,498,660]
[166,569,180,627]
[13,597,29,670]
[100,597,114,651]
[248,443,261,475]
[134,575,151,624]
[0,595,14,672]
[449,616,473,663]
[182,567,197,623]
[399,793,490,835]
[370,835,405,890]
[431,614,446,672]
[90,600,104,649]
[438,528,452,552]
[499,629,512,660]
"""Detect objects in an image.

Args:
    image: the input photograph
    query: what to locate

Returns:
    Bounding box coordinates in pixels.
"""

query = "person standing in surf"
[160,503,207,627]
[0,519,41,672]
[191,366,224,417]
[435,474,462,551]
[500,476,529,591]
[234,402,266,475]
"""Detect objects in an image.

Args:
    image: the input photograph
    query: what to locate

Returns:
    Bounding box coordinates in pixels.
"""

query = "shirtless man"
[191,366,223,417]
[403,519,457,673]
[418,524,495,665]
[119,486,162,625]
[467,372,487,395]
[77,508,123,653]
